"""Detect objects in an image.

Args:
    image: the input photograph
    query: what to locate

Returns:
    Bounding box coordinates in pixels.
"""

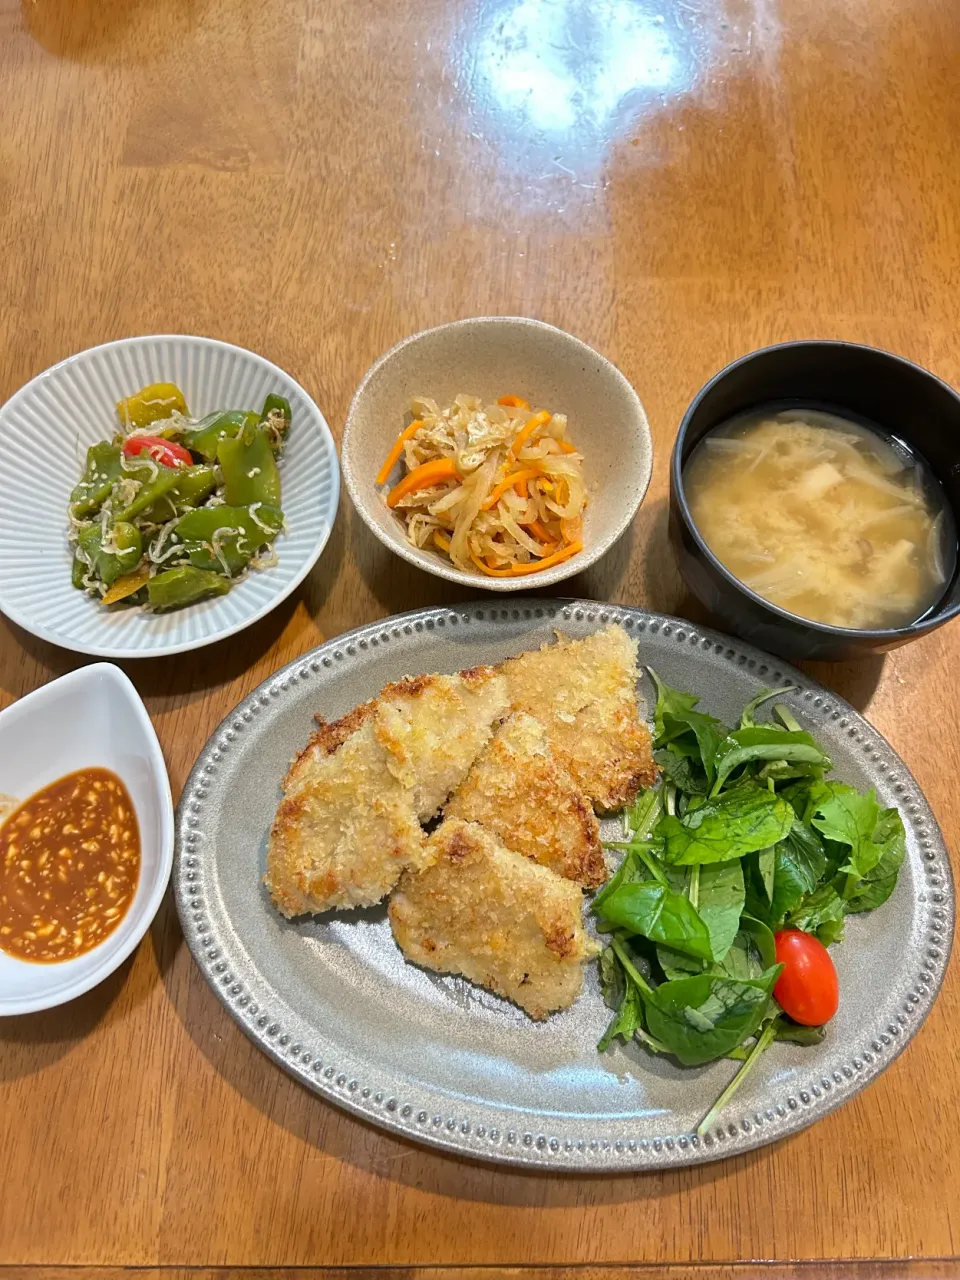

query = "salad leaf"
[781,779,818,821]
[739,687,796,729]
[598,980,644,1051]
[739,913,778,968]
[809,782,883,880]
[786,881,846,944]
[597,944,645,1049]
[715,931,764,981]
[696,1015,784,1132]
[625,787,664,840]
[592,846,647,914]
[655,746,709,796]
[846,807,906,912]
[660,785,794,866]
[712,727,832,795]
[648,669,726,783]
[757,846,776,899]
[768,821,828,925]
[696,860,746,961]
[656,944,707,981]
[758,758,828,785]
[642,966,782,1066]
[775,1020,827,1046]
[599,882,714,961]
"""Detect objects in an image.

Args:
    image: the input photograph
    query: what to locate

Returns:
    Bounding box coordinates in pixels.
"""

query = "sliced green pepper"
[174,503,284,576]
[147,566,231,611]
[183,411,250,462]
[116,462,182,521]
[218,421,281,506]
[71,552,88,589]
[78,521,143,586]
[140,464,219,522]
[117,383,188,429]
[69,443,122,518]
[260,394,291,451]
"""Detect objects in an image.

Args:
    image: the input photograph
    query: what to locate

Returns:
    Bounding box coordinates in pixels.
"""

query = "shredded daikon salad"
[375,394,587,576]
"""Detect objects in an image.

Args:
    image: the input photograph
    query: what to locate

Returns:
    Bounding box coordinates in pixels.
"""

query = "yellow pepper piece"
[100,564,150,605]
[117,383,188,429]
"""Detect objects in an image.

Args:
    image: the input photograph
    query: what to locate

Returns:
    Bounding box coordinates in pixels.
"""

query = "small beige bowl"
[342,317,653,591]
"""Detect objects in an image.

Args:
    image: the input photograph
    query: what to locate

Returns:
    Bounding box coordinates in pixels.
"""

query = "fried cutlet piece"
[265,719,426,916]
[388,818,597,1020]
[302,666,509,822]
[370,666,509,819]
[265,666,509,916]
[445,712,606,888]
[498,623,657,811]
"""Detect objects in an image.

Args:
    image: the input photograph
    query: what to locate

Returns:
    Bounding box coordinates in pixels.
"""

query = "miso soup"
[683,408,956,631]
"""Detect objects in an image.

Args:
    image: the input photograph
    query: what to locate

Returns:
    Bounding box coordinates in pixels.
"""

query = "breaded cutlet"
[445,711,606,888]
[265,666,509,915]
[370,666,508,819]
[299,666,509,821]
[498,623,657,811]
[388,818,597,1020]
[265,720,426,916]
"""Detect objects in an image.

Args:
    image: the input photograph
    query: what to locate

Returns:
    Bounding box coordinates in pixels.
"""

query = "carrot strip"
[386,458,459,507]
[515,477,529,498]
[526,519,555,543]
[498,394,530,409]
[480,468,542,511]
[433,530,451,552]
[556,439,578,454]
[376,420,423,485]
[507,410,552,461]
[470,540,583,577]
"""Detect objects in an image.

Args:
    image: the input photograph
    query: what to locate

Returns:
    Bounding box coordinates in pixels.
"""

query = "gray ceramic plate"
[174,601,953,1171]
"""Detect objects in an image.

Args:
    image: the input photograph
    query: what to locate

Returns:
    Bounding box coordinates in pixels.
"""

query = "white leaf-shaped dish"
[0,664,173,1015]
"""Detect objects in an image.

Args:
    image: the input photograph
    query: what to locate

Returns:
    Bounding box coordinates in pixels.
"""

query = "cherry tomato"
[122,435,193,468]
[773,929,839,1026]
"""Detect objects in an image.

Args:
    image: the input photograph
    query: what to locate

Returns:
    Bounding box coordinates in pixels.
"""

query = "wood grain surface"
[1,0,959,1273]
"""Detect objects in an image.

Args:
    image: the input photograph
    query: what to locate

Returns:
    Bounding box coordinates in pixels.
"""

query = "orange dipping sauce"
[0,767,140,963]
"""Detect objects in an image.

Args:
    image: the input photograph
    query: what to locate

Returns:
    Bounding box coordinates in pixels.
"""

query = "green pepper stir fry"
[68,382,292,612]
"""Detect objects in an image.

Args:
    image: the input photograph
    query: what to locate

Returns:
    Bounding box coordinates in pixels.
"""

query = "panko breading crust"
[446,711,606,887]
[265,666,508,915]
[265,720,426,916]
[369,666,509,819]
[499,624,657,811]
[388,818,597,1020]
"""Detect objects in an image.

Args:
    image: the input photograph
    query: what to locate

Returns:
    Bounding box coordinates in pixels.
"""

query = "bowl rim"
[671,338,960,640]
[0,333,340,658]
[341,316,653,592]
[0,662,174,1015]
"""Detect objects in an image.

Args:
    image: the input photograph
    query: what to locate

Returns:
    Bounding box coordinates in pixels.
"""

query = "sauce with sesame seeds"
[0,768,140,963]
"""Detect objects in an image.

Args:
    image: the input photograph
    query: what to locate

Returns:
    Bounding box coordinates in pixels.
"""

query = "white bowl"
[0,664,173,1015]
[341,317,653,591]
[0,335,340,657]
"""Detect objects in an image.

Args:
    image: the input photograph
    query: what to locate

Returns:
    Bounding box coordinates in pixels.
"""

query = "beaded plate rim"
[174,599,954,1170]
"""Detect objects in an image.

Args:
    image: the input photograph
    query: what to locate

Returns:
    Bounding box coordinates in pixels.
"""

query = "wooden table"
[2,0,959,1276]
